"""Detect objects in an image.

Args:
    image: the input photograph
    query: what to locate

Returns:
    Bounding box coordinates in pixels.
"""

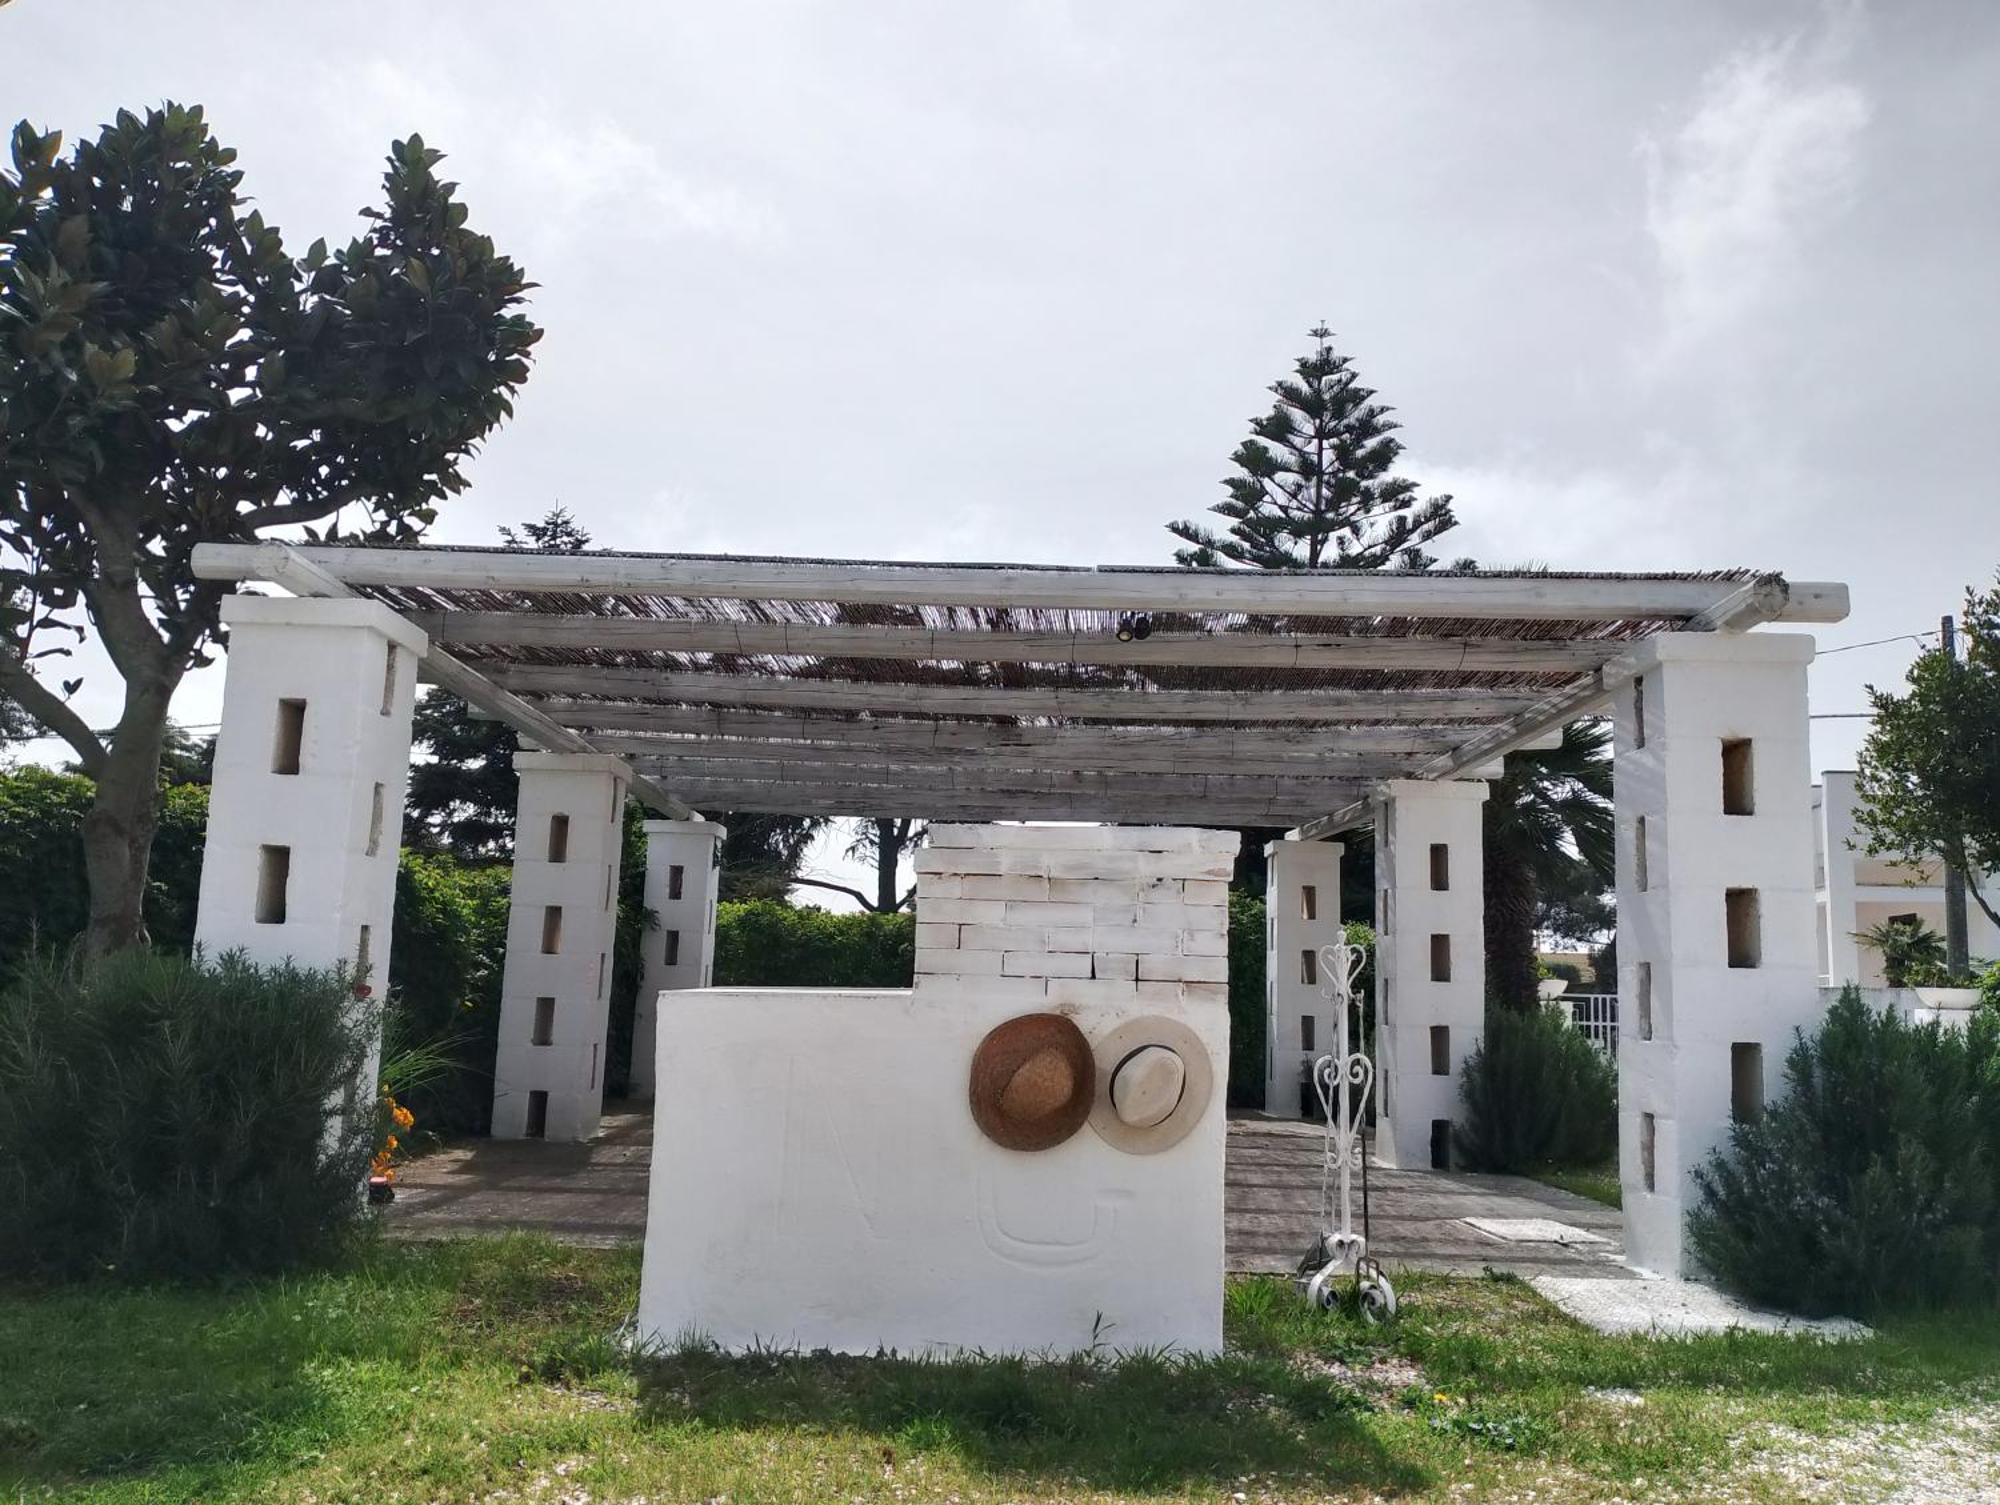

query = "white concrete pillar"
[490,752,630,1142]
[1262,838,1345,1117]
[195,595,426,1091]
[630,818,726,1099]
[1372,778,1488,1169]
[1608,632,1819,1276]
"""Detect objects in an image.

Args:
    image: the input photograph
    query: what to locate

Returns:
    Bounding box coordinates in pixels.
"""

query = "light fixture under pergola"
[192,542,1847,834]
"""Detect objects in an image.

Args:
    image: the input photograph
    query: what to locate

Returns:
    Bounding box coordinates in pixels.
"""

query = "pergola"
[193,542,1844,833]
[187,541,1847,1279]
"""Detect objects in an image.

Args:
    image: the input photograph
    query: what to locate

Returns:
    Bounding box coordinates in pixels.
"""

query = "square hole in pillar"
[255,845,290,924]
[1429,843,1450,891]
[1300,1013,1315,1051]
[1731,1042,1765,1123]
[541,905,563,955]
[668,863,686,902]
[1429,1025,1450,1075]
[547,813,570,863]
[1636,961,1654,1041]
[532,997,555,1046]
[1300,884,1317,921]
[366,782,386,857]
[1635,815,1650,891]
[524,1090,549,1139]
[1429,1119,1451,1170]
[665,929,682,966]
[597,952,607,998]
[355,924,372,983]
[1632,674,1647,748]
[1726,888,1762,968]
[1300,948,1317,986]
[379,645,398,716]
[271,699,306,775]
[1429,933,1451,983]
[1721,738,1755,816]
[1640,1112,1657,1192]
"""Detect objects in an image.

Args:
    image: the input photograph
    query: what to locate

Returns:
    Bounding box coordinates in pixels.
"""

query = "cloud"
[349,60,777,250]
[1642,10,1871,357]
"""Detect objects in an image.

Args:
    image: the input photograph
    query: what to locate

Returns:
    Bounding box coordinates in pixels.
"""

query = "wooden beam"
[483,665,1544,723]
[594,731,1427,779]
[414,612,1624,672]
[1290,673,1615,842]
[624,754,1364,804]
[237,547,697,819]
[192,542,1848,624]
[528,703,1466,756]
[652,782,1332,824]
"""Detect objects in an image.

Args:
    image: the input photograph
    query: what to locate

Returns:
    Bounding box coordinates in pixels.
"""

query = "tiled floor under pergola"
[385,1108,1629,1279]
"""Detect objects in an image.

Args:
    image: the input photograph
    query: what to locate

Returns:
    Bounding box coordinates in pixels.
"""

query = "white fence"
[1566,993,1617,1054]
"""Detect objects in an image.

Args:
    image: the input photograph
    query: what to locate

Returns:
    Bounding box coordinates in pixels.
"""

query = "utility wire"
[1815,628,1942,657]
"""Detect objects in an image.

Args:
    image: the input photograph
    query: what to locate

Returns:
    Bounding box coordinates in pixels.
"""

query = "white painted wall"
[1609,632,1821,1277]
[1372,779,1487,1169]
[634,824,1237,1356]
[1813,770,2000,986]
[195,595,426,1095]
[1263,839,1345,1117]
[630,818,725,1098]
[491,752,629,1142]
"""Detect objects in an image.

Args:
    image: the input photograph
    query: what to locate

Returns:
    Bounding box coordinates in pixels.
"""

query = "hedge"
[713,899,915,988]
[0,767,208,962]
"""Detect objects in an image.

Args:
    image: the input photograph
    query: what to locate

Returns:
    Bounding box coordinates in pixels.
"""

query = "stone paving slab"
[1531,1274,1871,1338]
[387,1107,1633,1279]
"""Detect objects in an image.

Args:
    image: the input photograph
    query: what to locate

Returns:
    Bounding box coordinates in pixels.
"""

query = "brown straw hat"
[967,1012,1096,1152]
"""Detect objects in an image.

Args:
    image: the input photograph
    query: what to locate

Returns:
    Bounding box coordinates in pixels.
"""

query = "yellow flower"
[392,1105,415,1130]
[383,1134,398,1153]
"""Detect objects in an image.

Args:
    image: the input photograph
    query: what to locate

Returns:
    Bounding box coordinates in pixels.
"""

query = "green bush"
[1226,894,1267,1107]
[387,850,513,1136]
[1455,1006,1617,1172]
[0,768,208,964]
[0,948,376,1281]
[1689,987,2000,1316]
[713,900,915,987]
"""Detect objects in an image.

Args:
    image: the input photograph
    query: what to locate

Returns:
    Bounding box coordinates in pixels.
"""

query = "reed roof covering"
[191,543,1849,831]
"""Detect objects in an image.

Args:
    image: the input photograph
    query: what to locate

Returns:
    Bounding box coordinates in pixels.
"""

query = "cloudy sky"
[10,0,1997,898]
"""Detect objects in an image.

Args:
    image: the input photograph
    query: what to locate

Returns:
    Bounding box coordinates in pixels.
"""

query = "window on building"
[1726,888,1761,969]
[541,905,563,955]
[1429,933,1451,983]
[532,997,555,1046]
[271,698,306,775]
[1429,1025,1450,1076]
[1429,843,1450,891]
[255,845,290,924]
[1722,738,1755,815]
[1730,1042,1765,1123]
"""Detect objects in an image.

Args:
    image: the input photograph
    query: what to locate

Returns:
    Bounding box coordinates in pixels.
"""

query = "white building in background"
[1813,770,2000,986]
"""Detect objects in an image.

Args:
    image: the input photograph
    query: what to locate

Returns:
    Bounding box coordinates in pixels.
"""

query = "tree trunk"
[874,819,903,913]
[1483,844,1541,1014]
[81,675,176,955]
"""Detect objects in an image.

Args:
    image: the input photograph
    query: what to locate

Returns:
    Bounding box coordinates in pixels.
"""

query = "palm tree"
[1483,721,1615,1013]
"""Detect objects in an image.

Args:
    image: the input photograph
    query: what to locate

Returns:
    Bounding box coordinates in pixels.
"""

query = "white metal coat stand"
[1293,939,1398,1321]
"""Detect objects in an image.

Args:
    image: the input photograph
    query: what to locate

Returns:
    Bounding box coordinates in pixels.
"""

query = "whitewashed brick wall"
[913,825,1239,1008]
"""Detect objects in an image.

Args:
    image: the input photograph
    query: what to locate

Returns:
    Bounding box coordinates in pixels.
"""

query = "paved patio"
[386,1106,1628,1277]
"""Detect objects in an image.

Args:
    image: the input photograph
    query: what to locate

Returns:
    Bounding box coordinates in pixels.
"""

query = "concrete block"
[1007,900,1092,927]
[1045,926,1097,953]
[918,898,1008,925]
[916,948,1006,976]
[1009,949,1091,977]
[1042,977,1143,1006]
[958,924,1049,953]
[1182,880,1230,907]
[1049,877,1139,904]
[960,874,1052,902]
[914,923,961,950]
[1091,952,1139,981]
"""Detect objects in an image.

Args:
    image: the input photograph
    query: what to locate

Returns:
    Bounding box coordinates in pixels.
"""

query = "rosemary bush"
[1454,1005,1617,1172]
[0,948,377,1281]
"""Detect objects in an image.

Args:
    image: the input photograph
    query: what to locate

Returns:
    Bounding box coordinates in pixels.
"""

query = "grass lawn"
[1529,1161,1623,1209]
[3,1235,1997,1504]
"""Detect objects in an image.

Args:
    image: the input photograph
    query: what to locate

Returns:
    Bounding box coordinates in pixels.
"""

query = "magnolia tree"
[1854,575,2000,937]
[0,104,540,952]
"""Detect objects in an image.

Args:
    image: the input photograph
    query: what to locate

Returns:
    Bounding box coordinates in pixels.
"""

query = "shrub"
[1689,987,2000,1316]
[0,948,376,1281]
[388,849,512,1135]
[1226,893,1267,1107]
[713,899,914,987]
[1455,1006,1617,1172]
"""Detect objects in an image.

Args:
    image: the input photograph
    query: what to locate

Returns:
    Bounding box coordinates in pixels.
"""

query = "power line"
[1816,628,1942,657]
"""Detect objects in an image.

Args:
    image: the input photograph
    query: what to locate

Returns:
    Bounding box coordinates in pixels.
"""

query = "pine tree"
[1169,326,1457,571]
